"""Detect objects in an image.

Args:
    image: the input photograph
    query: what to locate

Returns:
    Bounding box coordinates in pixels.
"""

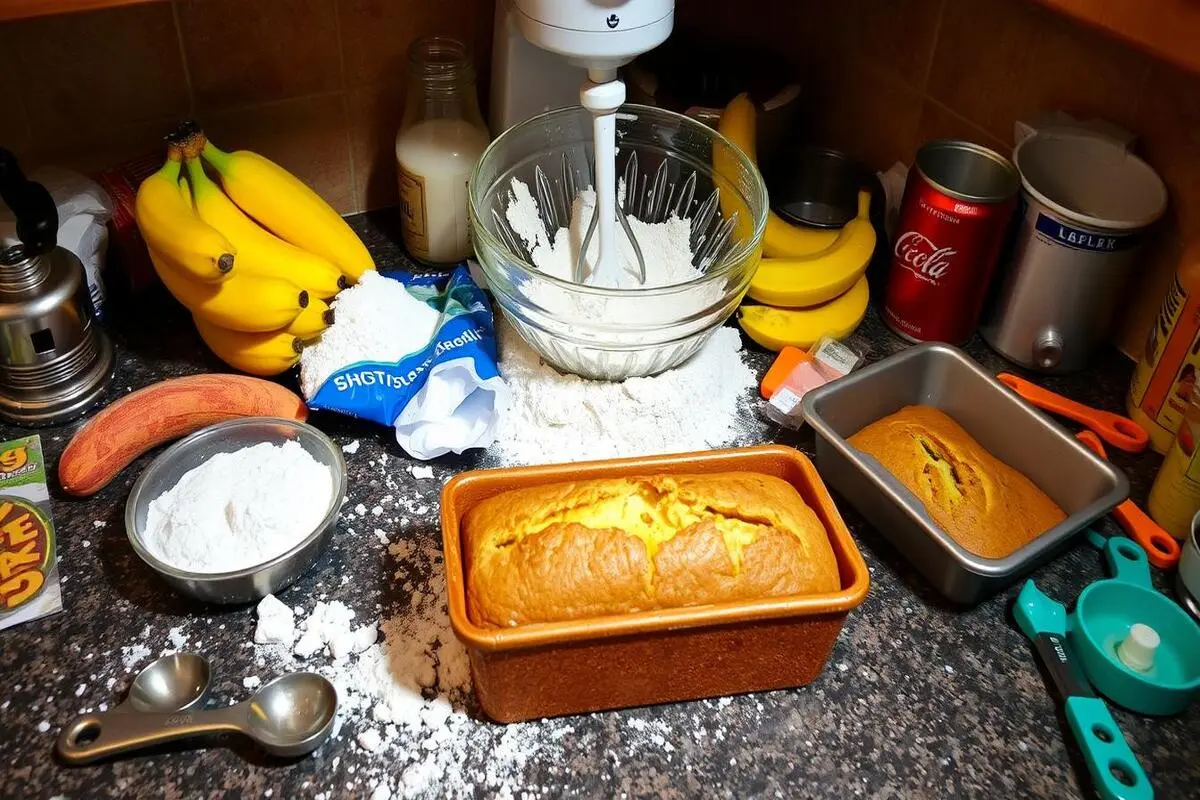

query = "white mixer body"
[511,0,674,73]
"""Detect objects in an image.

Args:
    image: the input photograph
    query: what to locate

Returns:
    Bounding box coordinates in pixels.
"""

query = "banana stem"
[184,156,217,193]
[201,142,232,171]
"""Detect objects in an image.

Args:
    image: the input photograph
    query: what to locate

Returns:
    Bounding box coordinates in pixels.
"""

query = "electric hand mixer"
[509,0,675,286]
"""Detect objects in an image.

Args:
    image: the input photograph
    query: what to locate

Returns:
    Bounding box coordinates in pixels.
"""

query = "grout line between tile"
[918,0,947,96]
[923,97,1006,150]
[332,0,358,213]
[1127,58,1153,133]
[171,0,197,118]
[201,90,346,119]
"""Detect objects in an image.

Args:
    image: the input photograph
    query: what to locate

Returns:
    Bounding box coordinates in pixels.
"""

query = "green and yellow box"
[0,435,62,631]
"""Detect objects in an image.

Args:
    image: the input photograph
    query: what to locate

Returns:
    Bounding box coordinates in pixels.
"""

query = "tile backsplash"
[0,0,493,214]
[676,0,1200,357]
[1,0,1197,354]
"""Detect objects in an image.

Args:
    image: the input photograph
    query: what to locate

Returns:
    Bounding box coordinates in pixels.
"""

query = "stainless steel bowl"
[125,417,346,604]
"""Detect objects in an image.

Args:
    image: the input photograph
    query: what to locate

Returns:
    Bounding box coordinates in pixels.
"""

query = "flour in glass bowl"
[503,177,725,323]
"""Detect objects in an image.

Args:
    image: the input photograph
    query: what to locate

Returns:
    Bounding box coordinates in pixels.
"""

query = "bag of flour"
[299,265,507,460]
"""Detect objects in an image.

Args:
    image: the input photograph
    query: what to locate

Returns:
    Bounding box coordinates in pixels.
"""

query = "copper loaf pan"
[440,445,869,723]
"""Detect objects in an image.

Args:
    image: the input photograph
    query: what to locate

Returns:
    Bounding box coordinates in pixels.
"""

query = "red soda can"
[883,140,1019,344]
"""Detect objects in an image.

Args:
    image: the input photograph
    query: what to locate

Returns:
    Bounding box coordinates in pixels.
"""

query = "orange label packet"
[761,338,863,429]
[0,435,62,631]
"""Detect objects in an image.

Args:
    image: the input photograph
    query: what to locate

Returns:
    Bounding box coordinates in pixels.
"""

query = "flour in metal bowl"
[142,440,334,574]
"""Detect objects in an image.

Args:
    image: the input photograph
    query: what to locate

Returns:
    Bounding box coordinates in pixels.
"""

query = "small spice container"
[440,445,869,723]
[395,36,490,265]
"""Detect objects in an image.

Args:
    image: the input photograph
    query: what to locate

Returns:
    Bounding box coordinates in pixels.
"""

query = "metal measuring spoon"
[119,653,212,714]
[56,672,337,765]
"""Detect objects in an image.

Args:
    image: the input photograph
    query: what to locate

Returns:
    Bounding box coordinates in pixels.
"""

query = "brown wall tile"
[178,0,342,111]
[825,0,945,91]
[338,0,493,91]
[347,82,405,211]
[806,58,924,171]
[5,3,189,151]
[912,98,1008,158]
[203,94,355,214]
[22,117,178,176]
[1136,61,1200,245]
[928,0,1148,145]
[0,27,31,153]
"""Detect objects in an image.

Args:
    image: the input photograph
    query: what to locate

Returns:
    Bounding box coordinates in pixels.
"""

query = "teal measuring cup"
[1014,581,1152,800]
[1070,533,1200,716]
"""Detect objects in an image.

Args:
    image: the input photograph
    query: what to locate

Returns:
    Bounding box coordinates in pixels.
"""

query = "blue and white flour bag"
[299,265,508,460]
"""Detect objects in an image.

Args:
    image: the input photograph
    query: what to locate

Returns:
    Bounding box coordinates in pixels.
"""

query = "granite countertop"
[1,210,1197,799]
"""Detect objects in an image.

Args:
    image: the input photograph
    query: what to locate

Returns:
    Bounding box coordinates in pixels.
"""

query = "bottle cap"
[1117,622,1161,673]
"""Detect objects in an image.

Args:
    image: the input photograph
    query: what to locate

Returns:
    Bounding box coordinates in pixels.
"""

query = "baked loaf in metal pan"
[849,404,1066,559]
[463,472,841,627]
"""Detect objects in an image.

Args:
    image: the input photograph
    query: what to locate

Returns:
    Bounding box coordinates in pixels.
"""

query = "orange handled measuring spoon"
[1075,430,1181,569]
[997,372,1150,453]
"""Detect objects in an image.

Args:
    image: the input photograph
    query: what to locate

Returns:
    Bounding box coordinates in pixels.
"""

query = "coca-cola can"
[883,140,1020,344]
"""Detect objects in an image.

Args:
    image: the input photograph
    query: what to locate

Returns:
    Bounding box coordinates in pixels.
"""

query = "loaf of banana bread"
[849,404,1066,558]
[462,472,841,627]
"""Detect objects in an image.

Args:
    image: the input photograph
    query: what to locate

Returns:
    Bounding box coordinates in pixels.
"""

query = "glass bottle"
[395,36,490,265]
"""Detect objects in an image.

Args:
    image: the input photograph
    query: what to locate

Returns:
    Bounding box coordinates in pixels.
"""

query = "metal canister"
[883,140,1019,344]
[981,129,1167,372]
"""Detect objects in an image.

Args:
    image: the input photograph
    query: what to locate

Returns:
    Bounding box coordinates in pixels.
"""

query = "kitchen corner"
[0,212,1196,799]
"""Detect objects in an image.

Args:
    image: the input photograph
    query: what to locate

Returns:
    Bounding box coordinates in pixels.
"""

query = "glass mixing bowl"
[469,103,767,380]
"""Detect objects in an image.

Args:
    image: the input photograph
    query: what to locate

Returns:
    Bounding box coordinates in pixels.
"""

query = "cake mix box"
[0,435,63,631]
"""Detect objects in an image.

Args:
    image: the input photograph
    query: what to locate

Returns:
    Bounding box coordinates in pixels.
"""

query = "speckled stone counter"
[2,211,1197,799]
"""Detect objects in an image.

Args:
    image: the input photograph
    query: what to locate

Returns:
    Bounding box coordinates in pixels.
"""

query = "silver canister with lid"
[0,148,113,425]
[981,129,1167,373]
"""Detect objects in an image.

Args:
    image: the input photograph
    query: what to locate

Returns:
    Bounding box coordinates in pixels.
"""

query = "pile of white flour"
[492,318,758,466]
[300,270,441,398]
[142,441,333,573]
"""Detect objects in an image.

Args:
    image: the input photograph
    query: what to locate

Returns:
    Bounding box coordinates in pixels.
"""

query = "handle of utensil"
[1064,696,1154,800]
[1109,499,1182,570]
[56,705,243,765]
[1074,432,1182,569]
[1101,537,1155,589]
[998,373,1150,453]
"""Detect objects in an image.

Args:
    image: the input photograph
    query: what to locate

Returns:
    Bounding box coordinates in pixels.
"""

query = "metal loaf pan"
[802,343,1128,605]
[440,445,869,723]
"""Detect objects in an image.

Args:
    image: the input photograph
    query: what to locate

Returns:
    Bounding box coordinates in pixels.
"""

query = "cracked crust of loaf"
[848,405,1066,559]
[462,472,840,627]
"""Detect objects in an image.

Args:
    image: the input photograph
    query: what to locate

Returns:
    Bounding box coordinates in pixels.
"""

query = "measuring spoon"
[997,373,1149,453]
[116,653,212,714]
[1075,430,1181,569]
[57,672,337,765]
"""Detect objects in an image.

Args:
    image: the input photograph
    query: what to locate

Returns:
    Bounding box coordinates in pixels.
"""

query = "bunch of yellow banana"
[717,93,876,351]
[134,126,376,375]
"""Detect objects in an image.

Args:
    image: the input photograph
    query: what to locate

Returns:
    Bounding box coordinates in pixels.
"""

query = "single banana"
[193,316,303,376]
[717,93,839,258]
[185,158,348,298]
[150,249,308,332]
[738,275,869,351]
[135,148,235,282]
[201,138,375,282]
[283,297,333,338]
[747,191,877,307]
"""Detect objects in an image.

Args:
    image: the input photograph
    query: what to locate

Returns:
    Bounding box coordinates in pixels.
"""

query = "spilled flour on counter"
[491,318,758,467]
[248,537,548,799]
